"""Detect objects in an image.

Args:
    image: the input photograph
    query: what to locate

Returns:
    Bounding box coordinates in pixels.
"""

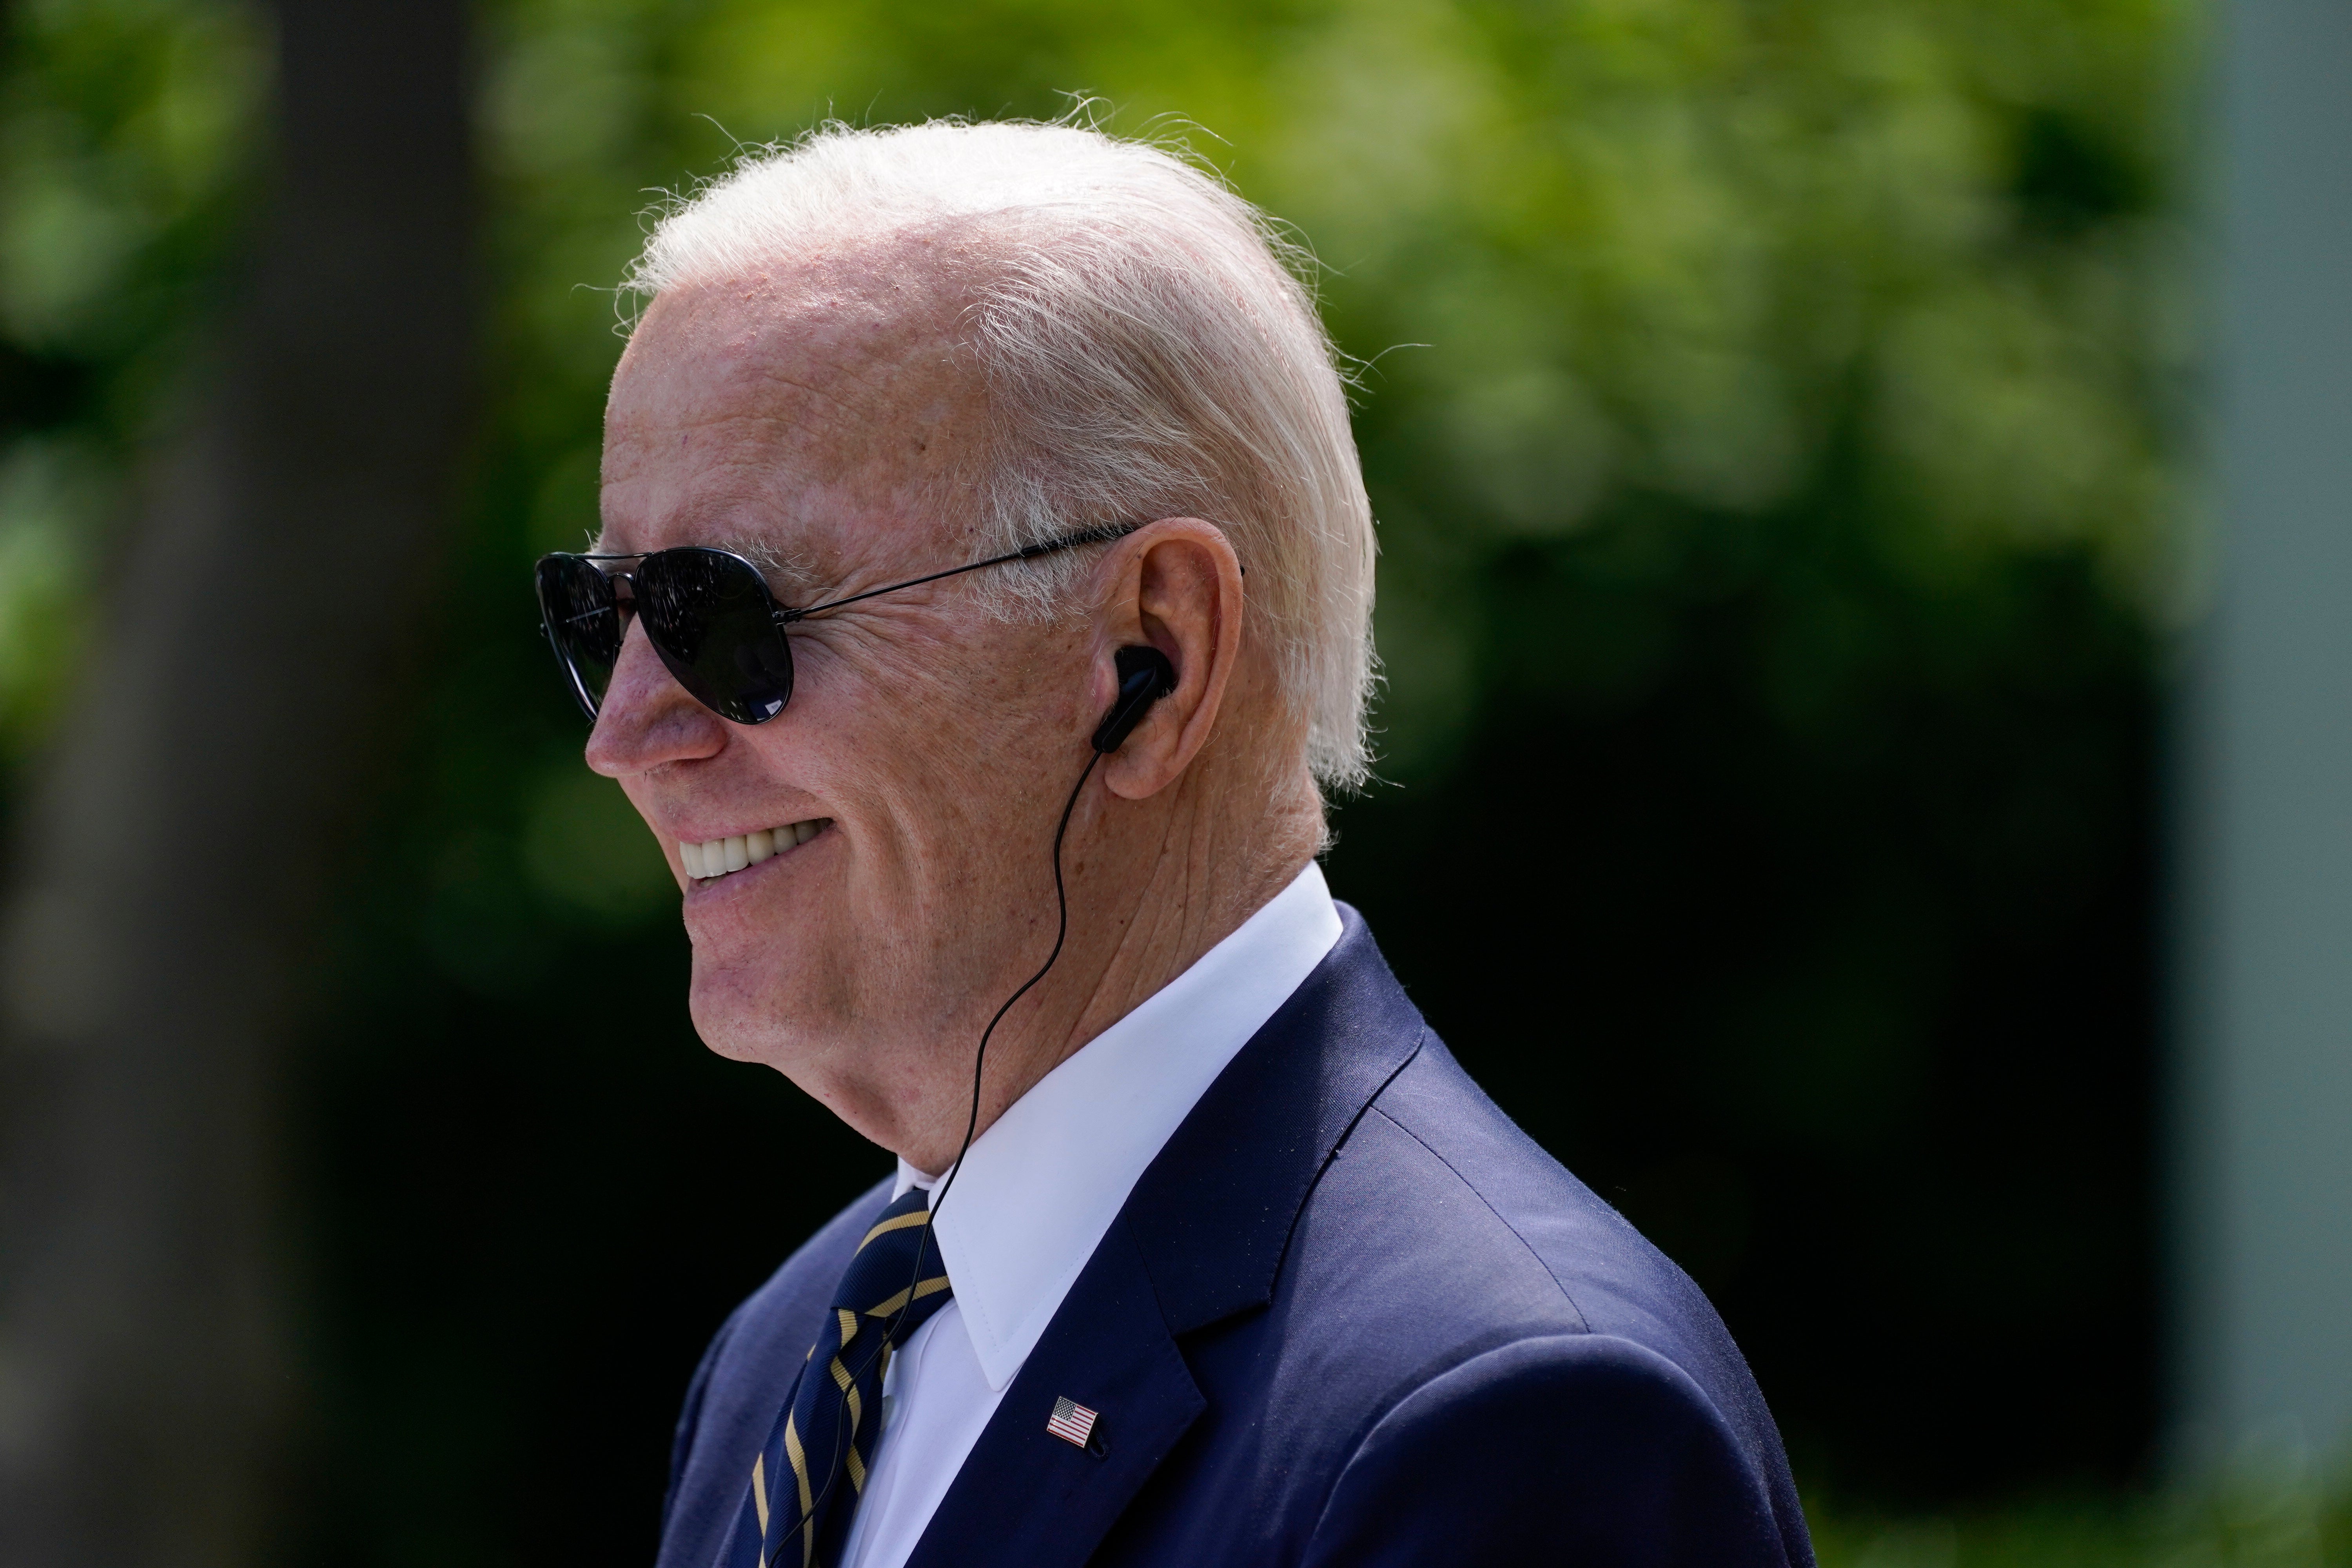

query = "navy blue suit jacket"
[657,909,1815,1567]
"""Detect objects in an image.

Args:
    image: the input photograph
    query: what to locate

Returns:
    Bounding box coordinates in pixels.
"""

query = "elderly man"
[534,120,1813,1568]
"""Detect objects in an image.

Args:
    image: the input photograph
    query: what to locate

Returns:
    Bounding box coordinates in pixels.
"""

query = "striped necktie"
[724,1187,955,1568]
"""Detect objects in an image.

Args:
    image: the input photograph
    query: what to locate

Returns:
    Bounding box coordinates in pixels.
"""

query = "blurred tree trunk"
[0,0,470,1561]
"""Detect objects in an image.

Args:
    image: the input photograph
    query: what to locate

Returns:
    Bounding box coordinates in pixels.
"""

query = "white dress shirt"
[835,860,1345,1568]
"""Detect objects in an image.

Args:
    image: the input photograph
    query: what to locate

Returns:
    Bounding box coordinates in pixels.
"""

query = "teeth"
[681,819,829,882]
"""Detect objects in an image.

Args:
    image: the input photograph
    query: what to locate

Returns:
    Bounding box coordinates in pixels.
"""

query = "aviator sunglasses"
[534,522,1142,725]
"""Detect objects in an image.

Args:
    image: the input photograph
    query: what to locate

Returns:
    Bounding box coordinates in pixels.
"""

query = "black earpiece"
[1090,645,1177,754]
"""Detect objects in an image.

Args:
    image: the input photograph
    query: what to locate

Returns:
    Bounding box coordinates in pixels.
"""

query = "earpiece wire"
[757,748,1100,1564]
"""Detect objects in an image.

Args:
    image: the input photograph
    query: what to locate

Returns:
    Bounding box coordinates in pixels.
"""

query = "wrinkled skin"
[586,235,1324,1171]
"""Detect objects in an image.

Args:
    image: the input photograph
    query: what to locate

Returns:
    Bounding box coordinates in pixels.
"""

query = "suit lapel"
[900,1219,1203,1568]
[1120,906,1428,1334]
[902,907,1427,1568]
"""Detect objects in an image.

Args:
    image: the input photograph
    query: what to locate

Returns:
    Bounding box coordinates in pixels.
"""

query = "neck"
[897,756,1324,1176]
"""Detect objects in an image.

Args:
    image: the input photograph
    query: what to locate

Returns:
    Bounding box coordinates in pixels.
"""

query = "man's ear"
[1090,519,1244,800]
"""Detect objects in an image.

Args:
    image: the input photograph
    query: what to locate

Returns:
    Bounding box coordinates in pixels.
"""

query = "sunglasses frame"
[537,520,1145,726]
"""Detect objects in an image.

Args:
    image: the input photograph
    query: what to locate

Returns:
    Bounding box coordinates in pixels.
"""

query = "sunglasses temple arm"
[785,522,1145,621]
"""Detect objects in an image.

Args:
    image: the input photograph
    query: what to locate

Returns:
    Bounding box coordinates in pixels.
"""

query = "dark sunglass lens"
[635,549,794,723]
[535,555,622,718]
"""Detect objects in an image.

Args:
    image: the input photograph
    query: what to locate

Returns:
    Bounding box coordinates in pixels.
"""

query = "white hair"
[623,118,1377,791]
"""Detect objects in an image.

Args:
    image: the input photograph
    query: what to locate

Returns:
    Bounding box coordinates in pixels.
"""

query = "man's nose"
[583,618,726,777]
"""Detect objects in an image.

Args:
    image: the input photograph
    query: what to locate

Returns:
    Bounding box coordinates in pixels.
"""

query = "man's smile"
[678,817,833,881]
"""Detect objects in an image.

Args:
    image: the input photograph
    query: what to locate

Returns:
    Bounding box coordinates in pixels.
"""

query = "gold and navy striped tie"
[723,1187,954,1568]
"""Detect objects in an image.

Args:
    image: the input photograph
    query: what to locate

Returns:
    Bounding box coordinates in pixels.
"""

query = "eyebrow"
[710,535,825,601]
[588,528,828,602]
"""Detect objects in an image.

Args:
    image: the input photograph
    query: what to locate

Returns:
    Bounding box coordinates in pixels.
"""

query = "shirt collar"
[893,859,1343,1391]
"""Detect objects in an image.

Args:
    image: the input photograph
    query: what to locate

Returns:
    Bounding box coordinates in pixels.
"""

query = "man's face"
[586,249,1100,1135]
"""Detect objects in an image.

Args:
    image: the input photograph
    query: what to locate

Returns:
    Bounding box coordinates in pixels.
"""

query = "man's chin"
[684,952,823,1067]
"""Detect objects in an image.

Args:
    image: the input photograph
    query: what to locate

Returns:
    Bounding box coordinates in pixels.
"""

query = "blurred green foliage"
[0,0,261,745]
[1811,1465,2352,1567]
[476,0,2187,782]
[2,0,2200,1557]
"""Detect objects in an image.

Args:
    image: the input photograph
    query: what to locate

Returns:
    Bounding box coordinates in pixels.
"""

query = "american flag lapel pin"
[1046,1395,1100,1450]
